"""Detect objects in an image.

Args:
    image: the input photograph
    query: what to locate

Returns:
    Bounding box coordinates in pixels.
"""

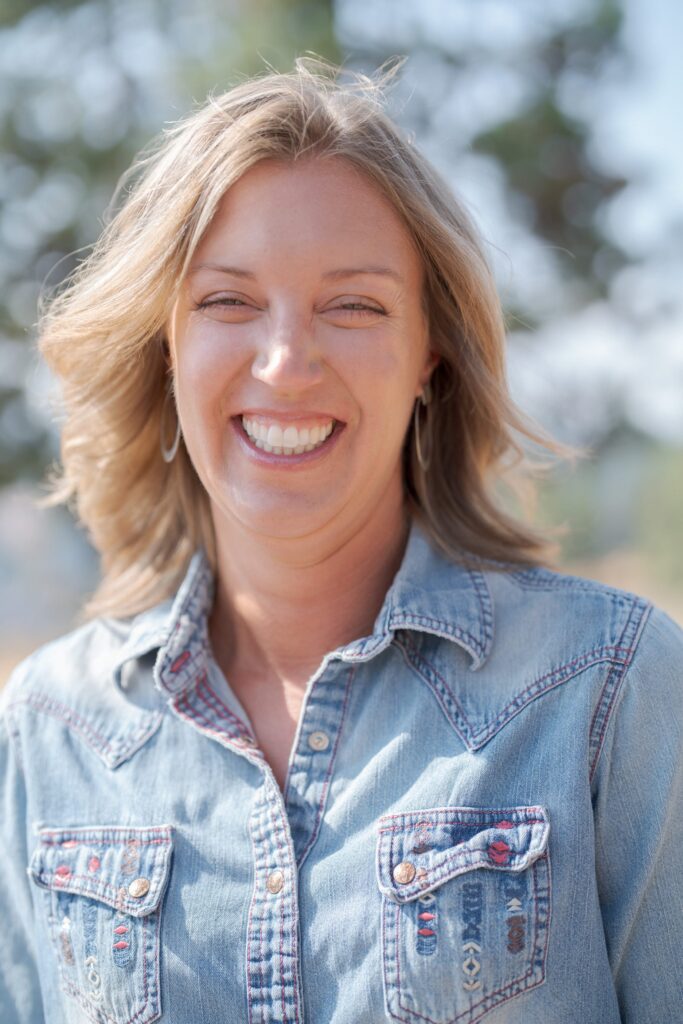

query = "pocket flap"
[376,805,549,904]
[27,824,174,917]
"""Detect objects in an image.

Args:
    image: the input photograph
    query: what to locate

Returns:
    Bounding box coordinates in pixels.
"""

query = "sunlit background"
[1,0,681,684]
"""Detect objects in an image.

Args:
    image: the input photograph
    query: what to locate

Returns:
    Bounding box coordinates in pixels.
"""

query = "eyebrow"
[188,263,404,284]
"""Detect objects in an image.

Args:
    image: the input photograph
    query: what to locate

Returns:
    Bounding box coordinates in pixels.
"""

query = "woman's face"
[166,155,437,545]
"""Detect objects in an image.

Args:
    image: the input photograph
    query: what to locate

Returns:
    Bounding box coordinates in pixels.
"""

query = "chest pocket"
[376,805,550,1024]
[28,824,174,1024]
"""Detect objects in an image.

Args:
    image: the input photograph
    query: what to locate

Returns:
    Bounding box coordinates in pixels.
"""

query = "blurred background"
[1,0,681,684]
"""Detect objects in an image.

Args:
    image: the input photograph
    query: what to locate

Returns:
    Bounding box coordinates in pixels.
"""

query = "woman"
[1,58,681,1024]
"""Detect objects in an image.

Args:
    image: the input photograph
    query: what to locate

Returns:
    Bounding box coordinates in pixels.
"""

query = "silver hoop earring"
[160,382,181,463]
[414,381,432,472]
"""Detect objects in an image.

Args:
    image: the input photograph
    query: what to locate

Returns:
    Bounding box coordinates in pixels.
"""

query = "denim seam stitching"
[402,636,635,750]
[379,819,546,830]
[381,848,544,900]
[2,705,24,771]
[34,872,165,911]
[391,614,485,660]
[173,678,244,751]
[195,670,251,738]
[6,693,161,764]
[588,598,652,783]
[378,807,546,826]
[245,792,264,1024]
[508,571,640,596]
[38,832,171,843]
[395,639,472,748]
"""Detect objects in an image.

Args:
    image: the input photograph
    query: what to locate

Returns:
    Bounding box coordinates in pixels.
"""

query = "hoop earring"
[414,381,432,472]
[160,381,181,463]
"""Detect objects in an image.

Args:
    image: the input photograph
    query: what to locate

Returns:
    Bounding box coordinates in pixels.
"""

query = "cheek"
[176,327,245,413]
[341,342,419,433]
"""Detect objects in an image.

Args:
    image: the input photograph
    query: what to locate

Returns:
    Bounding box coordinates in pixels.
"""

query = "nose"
[251,316,324,393]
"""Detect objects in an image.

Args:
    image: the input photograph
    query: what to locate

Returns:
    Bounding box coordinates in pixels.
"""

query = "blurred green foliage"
[635,444,683,585]
[536,429,683,585]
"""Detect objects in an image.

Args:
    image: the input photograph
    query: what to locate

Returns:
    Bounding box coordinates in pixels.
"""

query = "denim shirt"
[2,520,682,1024]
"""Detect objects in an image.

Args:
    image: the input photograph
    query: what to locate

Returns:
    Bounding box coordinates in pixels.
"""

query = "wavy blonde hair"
[36,55,577,621]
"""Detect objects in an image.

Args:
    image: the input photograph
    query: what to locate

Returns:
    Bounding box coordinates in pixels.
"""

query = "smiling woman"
[1,56,682,1024]
[167,157,435,555]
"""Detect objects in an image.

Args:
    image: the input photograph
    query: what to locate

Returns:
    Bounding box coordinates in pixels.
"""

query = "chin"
[220,492,343,541]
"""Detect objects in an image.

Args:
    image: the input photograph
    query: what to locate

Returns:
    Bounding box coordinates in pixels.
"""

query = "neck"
[208,492,411,690]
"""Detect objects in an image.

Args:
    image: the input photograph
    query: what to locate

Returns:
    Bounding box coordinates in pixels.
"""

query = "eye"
[196,297,246,309]
[335,302,386,315]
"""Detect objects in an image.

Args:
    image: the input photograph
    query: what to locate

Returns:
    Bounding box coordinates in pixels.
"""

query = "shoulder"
[485,559,682,718]
[481,560,666,663]
[505,561,682,664]
[2,616,134,711]
[0,606,171,770]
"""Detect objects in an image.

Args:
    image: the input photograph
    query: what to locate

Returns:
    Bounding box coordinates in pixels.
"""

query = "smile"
[240,415,336,456]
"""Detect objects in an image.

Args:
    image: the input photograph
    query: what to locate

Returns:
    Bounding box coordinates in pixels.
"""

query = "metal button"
[308,730,330,752]
[128,877,150,898]
[266,870,284,894]
[393,861,416,885]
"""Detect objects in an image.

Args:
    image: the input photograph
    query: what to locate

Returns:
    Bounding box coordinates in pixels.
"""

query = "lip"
[231,415,345,467]
[239,409,340,425]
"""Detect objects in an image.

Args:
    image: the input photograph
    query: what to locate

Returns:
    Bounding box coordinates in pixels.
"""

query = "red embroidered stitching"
[170,650,191,673]
[60,904,156,1024]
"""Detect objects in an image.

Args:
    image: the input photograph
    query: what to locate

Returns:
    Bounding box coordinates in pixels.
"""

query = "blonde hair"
[36,55,578,621]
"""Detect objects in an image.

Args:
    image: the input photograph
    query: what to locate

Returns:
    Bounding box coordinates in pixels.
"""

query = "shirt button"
[308,730,330,752]
[128,877,150,898]
[266,870,284,894]
[393,861,416,885]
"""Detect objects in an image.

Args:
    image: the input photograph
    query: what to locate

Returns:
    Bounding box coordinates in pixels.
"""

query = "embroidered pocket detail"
[29,824,174,1024]
[376,805,551,1024]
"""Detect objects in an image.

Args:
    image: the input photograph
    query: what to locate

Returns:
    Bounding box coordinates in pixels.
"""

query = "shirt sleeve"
[0,697,46,1023]
[592,604,683,1022]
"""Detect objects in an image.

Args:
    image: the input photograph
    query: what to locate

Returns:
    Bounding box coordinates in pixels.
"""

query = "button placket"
[247,782,303,1022]
[284,664,356,867]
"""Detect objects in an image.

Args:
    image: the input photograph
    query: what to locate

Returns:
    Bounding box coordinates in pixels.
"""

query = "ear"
[417,349,441,396]
[159,334,173,371]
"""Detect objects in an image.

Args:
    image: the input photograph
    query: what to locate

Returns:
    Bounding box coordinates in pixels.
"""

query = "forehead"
[191,156,423,281]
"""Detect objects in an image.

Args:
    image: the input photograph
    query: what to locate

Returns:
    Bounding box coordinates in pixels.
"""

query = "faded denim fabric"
[1,519,682,1024]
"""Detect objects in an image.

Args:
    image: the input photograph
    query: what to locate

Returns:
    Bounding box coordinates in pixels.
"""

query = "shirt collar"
[111,519,493,697]
[370,518,494,669]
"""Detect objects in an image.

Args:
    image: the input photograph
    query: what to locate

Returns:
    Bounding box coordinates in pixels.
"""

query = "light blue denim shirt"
[2,519,682,1024]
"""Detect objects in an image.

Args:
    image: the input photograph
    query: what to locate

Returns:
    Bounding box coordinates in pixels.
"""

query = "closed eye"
[196,299,385,314]
[335,303,386,315]
[197,297,246,309]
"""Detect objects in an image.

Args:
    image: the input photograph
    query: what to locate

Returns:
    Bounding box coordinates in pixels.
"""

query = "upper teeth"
[241,417,335,454]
